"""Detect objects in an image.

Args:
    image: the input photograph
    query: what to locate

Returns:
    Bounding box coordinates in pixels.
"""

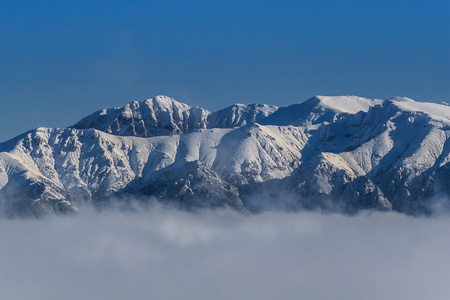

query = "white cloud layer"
[0,205,449,300]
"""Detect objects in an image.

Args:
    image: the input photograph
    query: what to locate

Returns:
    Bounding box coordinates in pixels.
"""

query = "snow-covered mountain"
[2,95,450,218]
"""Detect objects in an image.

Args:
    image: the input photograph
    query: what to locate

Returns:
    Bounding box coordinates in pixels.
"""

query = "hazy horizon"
[1,206,450,300]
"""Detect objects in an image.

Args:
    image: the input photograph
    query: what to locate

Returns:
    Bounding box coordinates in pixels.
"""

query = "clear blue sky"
[1,0,449,141]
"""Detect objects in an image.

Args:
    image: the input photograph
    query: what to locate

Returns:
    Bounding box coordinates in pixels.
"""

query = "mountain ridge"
[2,95,450,218]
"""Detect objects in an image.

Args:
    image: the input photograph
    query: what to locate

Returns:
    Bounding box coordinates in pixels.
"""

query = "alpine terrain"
[1,95,450,217]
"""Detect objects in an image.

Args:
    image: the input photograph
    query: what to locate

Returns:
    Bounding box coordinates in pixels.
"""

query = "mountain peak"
[311,95,383,114]
[73,96,209,137]
[147,95,192,111]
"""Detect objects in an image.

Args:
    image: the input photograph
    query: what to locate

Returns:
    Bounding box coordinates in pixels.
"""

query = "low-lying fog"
[1,204,449,300]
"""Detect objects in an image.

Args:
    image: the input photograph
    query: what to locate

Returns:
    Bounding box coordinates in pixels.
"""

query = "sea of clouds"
[0,204,449,300]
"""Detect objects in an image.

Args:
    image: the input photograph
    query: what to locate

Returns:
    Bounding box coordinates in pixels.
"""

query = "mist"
[0,204,449,300]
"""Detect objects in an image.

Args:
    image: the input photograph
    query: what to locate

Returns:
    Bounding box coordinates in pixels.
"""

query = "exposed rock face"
[73,95,210,137]
[2,94,450,217]
[138,161,244,211]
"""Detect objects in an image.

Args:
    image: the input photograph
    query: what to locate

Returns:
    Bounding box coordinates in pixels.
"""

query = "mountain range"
[2,95,450,217]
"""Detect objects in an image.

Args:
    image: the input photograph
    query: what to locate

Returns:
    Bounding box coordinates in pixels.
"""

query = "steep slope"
[277,97,450,214]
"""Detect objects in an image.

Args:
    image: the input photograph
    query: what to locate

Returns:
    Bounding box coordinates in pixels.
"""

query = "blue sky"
[1,0,449,141]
